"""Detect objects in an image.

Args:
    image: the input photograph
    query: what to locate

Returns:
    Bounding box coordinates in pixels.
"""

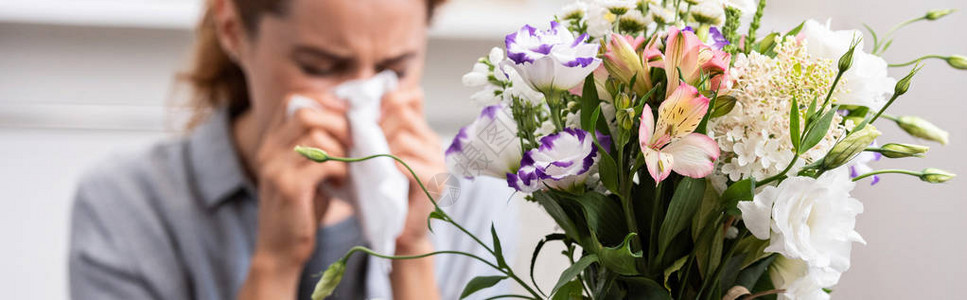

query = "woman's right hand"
[240,94,351,299]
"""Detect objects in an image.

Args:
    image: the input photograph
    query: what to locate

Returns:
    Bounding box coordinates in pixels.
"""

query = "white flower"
[446,104,522,180]
[769,256,837,300]
[462,62,490,87]
[558,1,588,21]
[504,21,603,94]
[648,4,675,24]
[500,64,545,105]
[509,128,600,192]
[691,0,725,25]
[739,168,865,287]
[800,19,897,110]
[584,1,615,38]
[598,0,635,15]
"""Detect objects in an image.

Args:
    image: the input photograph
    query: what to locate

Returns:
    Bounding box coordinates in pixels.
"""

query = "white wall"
[1,0,965,299]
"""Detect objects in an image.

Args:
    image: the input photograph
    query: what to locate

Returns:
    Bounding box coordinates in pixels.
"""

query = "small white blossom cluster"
[461,47,544,107]
[708,37,846,191]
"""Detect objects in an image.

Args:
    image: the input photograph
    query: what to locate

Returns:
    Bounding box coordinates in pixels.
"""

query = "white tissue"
[333,71,409,299]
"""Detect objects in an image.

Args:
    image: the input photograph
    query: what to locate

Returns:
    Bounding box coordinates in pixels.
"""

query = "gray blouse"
[68,108,519,300]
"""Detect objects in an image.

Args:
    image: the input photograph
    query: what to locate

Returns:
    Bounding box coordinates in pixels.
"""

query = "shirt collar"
[187,108,254,208]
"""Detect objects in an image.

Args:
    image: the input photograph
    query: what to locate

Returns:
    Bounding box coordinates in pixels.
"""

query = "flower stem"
[821,71,844,109]
[648,182,663,272]
[851,168,922,182]
[889,54,946,67]
[300,149,543,299]
[758,154,799,186]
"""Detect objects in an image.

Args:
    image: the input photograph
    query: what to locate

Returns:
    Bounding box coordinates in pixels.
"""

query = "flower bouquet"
[301,0,962,299]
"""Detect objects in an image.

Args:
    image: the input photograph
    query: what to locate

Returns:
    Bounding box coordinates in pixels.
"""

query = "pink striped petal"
[639,104,656,146]
[654,83,710,142]
[661,133,720,178]
[643,147,674,184]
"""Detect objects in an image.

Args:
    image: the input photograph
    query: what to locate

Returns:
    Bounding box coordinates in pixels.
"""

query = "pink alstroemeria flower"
[603,33,653,95]
[663,27,731,96]
[639,83,720,184]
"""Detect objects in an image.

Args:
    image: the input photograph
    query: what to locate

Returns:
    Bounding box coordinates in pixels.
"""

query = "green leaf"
[491,223,507,268]
[551,254,599,296]
[580,74,601,131]
[757,32,780,55]
[598,233,643,276]
[566,192,627,246]
[710,95,737,118]
[696,224,725,279]
[735,254,777,291]
[533,192,587,245]
[785,21,806,37]
[658,178,706,259]
[621,276,672,300]
[789,96,801,152]
[597,149,620,195]
[692,180,720,241]
[805,95,819,123]
[426,210,445,233]
[732,236,771,269]
[531,233,566,296]
[663,256,688,290]
[552,280,584,300]
[800,108,837,153]
[460,275,508,299]
[721,178,755,216]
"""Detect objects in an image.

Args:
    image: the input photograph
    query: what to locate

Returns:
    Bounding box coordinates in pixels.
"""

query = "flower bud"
[896,116,950,145]
[615,92,633,110]
[838,41,858,72]
[296,146,331,162]
[946,55,967,70]
[925,9,957,21]
[878,143,929,158]
[822,125,881,170]
[311,260,346,300]
[920,168,956,183]
[603,34,649,94]
[617,107,636,130]
[894,65,922,96]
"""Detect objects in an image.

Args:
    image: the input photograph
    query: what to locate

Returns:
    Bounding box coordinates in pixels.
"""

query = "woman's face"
[228,0,429,134]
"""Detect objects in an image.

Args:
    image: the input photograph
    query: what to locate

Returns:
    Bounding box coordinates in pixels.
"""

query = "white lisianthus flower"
[500,64,545,105]
[739,168,865,286]
[800,19,897,110]
[508,128,605,192]
[769,256,838,300]
[504,21,603,94]
[446,104,522,180]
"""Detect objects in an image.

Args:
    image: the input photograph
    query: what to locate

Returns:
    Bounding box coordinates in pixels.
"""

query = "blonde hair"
[179,0,447,128]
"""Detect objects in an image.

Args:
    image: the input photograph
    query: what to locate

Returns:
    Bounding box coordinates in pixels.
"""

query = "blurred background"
[1,0,964,298]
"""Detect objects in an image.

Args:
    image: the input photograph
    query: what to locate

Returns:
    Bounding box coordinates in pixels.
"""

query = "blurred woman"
[67,0,516,299]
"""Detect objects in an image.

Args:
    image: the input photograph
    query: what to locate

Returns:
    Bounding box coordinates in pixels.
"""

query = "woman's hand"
[380,87,446,250]
[380,87,444,300]
[239,94,351,300]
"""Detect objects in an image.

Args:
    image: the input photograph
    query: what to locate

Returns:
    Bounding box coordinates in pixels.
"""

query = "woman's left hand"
[380,87,446,253]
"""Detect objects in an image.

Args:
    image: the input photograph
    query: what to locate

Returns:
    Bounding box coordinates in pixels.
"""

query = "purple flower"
[507,128,599,192]
[446,104,522,180]
[847,142,883,185]
[504,21,602,94]
[709,27,730,50]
